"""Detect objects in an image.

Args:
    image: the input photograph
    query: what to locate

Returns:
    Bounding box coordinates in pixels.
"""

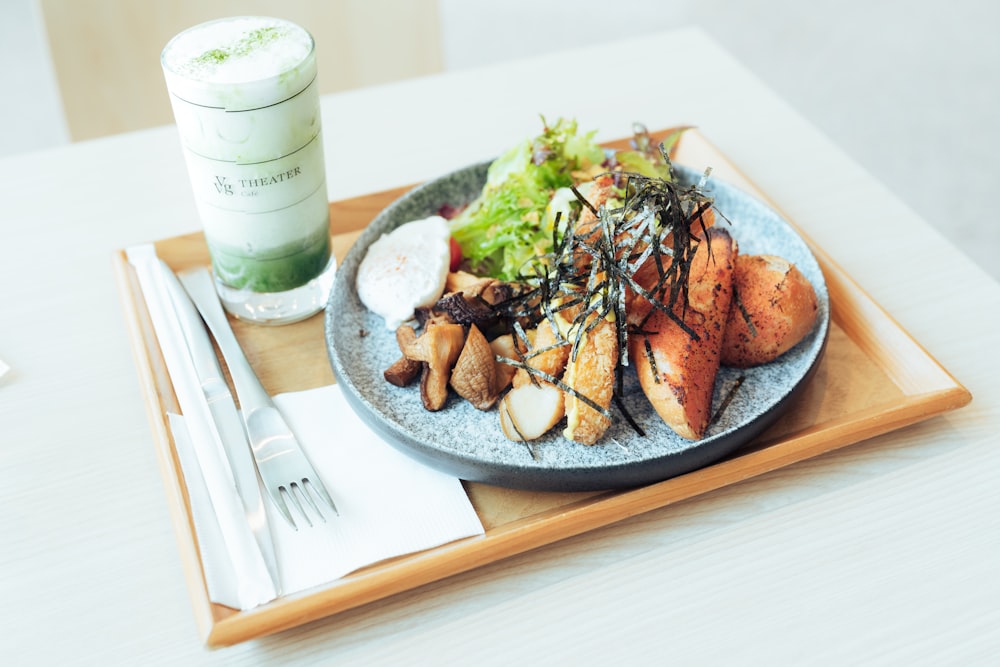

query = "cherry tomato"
[449,237,462,272]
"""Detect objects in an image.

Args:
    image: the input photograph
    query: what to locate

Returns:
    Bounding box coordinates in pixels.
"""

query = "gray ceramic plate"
[326,163,830,491]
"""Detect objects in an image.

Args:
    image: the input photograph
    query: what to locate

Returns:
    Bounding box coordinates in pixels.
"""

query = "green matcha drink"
[162,17,335,324]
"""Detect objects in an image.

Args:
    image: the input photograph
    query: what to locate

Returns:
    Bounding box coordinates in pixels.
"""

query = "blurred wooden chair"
[37,0,443,141]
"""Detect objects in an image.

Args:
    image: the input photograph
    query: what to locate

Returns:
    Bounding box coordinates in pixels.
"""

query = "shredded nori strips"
[488,137,720,434]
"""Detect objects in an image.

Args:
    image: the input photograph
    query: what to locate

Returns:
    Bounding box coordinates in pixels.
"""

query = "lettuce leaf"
[450,118,671,280]
[449,118,601,279]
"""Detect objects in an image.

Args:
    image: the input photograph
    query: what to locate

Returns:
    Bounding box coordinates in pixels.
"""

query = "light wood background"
[38,0,442,141]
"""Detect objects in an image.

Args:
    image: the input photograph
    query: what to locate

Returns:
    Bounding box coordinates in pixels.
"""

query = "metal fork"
[178,267,338,529]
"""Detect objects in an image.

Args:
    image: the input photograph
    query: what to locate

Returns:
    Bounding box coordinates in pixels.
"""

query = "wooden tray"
[112,129,971,647]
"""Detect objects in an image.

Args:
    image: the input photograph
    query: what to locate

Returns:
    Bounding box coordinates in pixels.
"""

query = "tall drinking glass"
[161,16,335,325]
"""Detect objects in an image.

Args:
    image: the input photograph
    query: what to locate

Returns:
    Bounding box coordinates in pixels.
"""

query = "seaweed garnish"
[711,375,745,428]
[491,132,718,437]
[613,394,645,437]
[732,284,758,338]
[643,337,659,384]
[632,123,691,169]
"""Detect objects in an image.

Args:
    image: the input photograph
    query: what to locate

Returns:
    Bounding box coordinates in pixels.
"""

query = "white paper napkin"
[0,358,9,378]
[127,244,484,610]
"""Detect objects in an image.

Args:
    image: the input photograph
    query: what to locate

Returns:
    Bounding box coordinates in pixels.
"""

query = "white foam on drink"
[162,16,312,85]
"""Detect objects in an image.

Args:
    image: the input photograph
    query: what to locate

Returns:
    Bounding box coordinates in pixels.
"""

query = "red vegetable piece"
[449,237,462,272]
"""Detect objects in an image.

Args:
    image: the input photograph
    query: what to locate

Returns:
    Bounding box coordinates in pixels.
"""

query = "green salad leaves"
[449,117,678,280]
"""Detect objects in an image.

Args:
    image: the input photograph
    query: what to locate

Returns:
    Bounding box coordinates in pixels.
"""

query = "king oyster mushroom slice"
[450,324,498,410]
[402,322,466,411]
[383,325,422,387]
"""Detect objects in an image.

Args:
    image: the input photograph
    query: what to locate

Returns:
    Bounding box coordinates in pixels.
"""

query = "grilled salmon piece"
[721,254,818,368]
[629,226,737,440]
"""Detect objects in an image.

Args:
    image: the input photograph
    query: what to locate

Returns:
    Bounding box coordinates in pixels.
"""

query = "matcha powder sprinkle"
[194,26,286,66]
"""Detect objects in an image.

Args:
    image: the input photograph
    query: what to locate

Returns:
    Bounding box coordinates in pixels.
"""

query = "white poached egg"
[355,215,452,330]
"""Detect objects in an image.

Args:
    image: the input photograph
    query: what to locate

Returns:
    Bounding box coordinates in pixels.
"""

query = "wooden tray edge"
[112,250,218,643]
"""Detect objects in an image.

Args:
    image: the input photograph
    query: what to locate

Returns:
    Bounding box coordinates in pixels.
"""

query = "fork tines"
[270,477,339,530]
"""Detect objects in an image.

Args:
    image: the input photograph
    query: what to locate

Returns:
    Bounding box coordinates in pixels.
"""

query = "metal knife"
[159,262,281,591]
[178,267,339,528]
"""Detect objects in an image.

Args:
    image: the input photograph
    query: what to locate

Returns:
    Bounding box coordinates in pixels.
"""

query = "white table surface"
[2,27,998,665]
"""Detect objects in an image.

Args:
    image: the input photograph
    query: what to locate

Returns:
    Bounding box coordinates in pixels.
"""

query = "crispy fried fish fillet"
[562,317,618,445]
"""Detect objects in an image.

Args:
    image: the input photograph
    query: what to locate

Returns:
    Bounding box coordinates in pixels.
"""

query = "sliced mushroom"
[433,291,497,330]
[445,271,497,296]
[413,306,453,329]
[450,324,498,410]
[444,271,524,307]
[383,356,420,387]
[383,326,422,387]
[402,322,466,411]
[489,333,522,392]
[479,280,520,306]
[396,325,418,348]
